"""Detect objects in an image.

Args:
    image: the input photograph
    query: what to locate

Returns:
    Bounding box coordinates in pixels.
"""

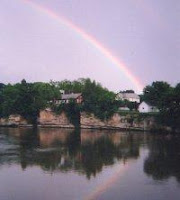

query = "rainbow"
[85,162,130,200]
[21,0,143,92]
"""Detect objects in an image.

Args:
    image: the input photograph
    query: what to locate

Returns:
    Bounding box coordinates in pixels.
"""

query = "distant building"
[54,93,83,105]
[118,106,130,111]
[116,92,140,103]
[138,101,159,113]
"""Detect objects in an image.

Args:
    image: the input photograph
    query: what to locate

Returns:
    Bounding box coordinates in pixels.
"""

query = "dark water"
[0,128,180,200]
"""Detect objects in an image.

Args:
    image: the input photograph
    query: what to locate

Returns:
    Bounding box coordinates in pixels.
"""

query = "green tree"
[53,78,119,121]
[142,81,172,108]
[82,79,118,120]
[0,83,5,117]
[54,78,85,94]
[0,80,60,125]
[158,83,180,132]
[15,79,40,124]
[1,84,19,117]
[33,82,60,107]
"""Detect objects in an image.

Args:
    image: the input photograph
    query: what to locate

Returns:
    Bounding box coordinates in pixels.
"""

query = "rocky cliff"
[0,109,157,131]
[0,114,28,127]
[80,112,156,131]
[38,109,74,128]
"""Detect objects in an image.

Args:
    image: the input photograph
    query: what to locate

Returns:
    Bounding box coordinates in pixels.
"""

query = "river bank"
[0,109,172,133]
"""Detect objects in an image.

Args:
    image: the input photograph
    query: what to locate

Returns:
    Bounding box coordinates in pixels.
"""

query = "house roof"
[118,93,140,99]
[61,93,82,100]
[139,101,155,107]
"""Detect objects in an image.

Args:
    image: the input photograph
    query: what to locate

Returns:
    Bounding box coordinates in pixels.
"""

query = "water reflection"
[0,128,143,179]
[144,135,180,182]
[1,128,180,183]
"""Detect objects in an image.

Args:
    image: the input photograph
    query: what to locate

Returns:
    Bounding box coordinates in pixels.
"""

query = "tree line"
[0,80,60,124]
[0,78,121,125]
[0,79,180,132]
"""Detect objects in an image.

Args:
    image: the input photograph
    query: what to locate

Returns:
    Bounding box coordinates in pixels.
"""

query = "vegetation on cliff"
[142,81,180,132]
[0,78,121,125]
[51,78,121,125]
[0,80,60,124]
[0,79,180,132]
[52,101,81,127]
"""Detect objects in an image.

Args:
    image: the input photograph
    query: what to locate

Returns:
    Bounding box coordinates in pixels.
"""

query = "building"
[54,93,83,105]
[138,101,159,113]
[116,92,140,103]
[118,106,130,111]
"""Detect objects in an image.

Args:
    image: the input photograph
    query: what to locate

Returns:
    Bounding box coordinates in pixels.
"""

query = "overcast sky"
[0,0,179,93]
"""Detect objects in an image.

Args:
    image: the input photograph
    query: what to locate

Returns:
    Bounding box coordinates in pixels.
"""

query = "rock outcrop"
[38,109,74,128]
[80,112,156,130]
[0,114,28,127]
[0,109,158,131]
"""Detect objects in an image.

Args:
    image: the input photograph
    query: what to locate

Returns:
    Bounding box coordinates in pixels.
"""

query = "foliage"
[50,78,86,93]
[52,78,120,121]
[120,90,135,93]
[0,78,120,125]
[0,79,60,125]
[142,81,180,132]
[157,83,180,132]
[81,79,119,120]
[53,101,81,127]
[1,78,180,132]
[0,83,19,117]
[142,81,172,108]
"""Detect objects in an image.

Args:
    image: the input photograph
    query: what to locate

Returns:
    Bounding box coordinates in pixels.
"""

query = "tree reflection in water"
[144,135,180,182]
[0,128,143,179]
[1,128,180,185]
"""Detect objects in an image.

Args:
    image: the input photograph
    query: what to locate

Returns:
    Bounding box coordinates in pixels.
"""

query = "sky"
[0,0,179,93]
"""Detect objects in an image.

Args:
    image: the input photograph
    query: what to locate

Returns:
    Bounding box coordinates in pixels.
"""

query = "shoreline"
[0,124,154,132]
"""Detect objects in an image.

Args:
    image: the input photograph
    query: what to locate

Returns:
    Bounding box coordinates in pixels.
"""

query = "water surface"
[0,128,180,200]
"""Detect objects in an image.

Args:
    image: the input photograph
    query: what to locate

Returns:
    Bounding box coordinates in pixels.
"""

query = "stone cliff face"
[80,112,129,129]
[0,115,28,126]
[0,109,157,131]
[0,109,74,128]
[38,109,74,128]
[80,112,156,131]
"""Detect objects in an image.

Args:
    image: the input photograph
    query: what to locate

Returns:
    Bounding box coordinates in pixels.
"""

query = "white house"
[138,101,159,113]
[116,92,140,103]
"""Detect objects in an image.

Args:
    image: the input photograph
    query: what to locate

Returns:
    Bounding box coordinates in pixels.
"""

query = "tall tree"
[158,83,180,132]
[142,81,172,108]
[82,79,118,120]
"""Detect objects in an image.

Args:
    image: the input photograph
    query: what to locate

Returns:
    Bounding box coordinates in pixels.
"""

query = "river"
[0,128,180,200]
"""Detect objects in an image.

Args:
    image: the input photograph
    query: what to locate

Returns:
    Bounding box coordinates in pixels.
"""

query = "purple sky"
[0,0,179,93]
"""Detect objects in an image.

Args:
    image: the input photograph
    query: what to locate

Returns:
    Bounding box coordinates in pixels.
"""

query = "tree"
[82,79,118,120]
[53,78,119,121]
[33,82,60,107]
[0,83,5,117]
[14,79,40,124]
[55,78,85,94]
[142,81,172,108]
[120,90,135,93]
[158,83,180,132]
[1,83,19,117]
[0,80,60,125]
